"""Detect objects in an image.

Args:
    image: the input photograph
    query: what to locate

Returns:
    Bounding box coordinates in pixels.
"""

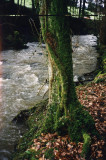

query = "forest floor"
[13,73,106,160]
[28,77,106,160]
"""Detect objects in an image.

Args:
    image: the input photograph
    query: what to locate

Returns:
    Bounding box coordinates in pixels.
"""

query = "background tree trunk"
[17,0,19,6]
[82,0,86,17]
[32,0,35,13]
[100,0,106,45]
[10,0,14,5]
[23,0,25,9]
[21,0,22,6]
[79,0,82,18]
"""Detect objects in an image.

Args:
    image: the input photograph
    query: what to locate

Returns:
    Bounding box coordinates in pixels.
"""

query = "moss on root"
[81,133,91,158]
[94,44,106,83]
[40,103,98,157]
[12,99,99,159]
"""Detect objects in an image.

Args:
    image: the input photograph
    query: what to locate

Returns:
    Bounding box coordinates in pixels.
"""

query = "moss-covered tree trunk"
[100,0,106,45]
[40,0,96,157]
[40,0,78,127]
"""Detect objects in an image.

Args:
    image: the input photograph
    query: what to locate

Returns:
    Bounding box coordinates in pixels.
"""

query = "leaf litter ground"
[26,78,106,160]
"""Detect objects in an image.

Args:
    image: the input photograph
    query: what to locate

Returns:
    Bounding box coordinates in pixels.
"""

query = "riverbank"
[0,36,104,160]
[0,15,100,50]
[0,15,40,50]
[12,73,105,160]
[12,44,106,159]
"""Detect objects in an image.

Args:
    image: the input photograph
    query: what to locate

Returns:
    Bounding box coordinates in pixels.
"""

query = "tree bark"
[82,0,86,17]
[10,0,14,8]
[40,0,77,117]
[39,0,96,156]
[10,0,14,5]
[79,0,82,18]
[100,0,106,45]
[21,0,22,6]
[17,0,19,6]
[32,0,35,12]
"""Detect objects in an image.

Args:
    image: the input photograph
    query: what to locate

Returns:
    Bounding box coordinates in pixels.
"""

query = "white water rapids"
[0,35,98,159]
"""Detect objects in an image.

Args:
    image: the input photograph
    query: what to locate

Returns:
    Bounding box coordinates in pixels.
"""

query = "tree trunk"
[82,0,86,17]
[10,0,14,5]
[75,0,78,15]
[17,0,19,6]
[40,0,96,156]
[40,0,77,121]
[100,0,106,45]
[10,0,14,8]
[24,0,25,8]
[79,0,82,18]
[32,0,35,12]
[21,0,22,6]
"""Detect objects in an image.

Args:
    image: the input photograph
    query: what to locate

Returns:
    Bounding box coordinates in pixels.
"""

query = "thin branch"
[42,89,49,98]
[37,79,48,96]
[0,23,16,26]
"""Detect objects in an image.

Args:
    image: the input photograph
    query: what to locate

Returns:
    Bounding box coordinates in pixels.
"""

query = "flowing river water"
[0,35,98,159]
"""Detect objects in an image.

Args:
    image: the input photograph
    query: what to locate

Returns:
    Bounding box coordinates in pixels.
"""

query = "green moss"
[68,106,96,142]
[96,45,106,74]
[12,99,48,160]
[94,72,106,83]
[13,149,39,160]
[41,103,97,144]
[39,1,97,152]
[92,44,106,84]
[44,148,55,160]
[13,1,100,158]
[81,133,91,158]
